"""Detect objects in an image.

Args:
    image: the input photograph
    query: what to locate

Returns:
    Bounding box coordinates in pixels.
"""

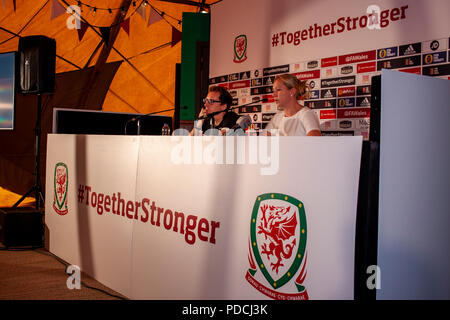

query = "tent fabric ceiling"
[1,0,216,113]
[0,0,217,199]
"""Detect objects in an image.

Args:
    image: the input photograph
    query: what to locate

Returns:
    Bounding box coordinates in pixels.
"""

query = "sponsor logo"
[424,54,433,65]
[340,66,353,74]
[357,96,371,107]
[338,86,355,97]
[234,34,248,63]
[399,67,421,75]
[307,60,319,69]
[306,99,336,108]
[229,73,240,82]
[239,97,250,105]
[262,113,276,122]
[377,55,421,70]
[309,90,320,99]
[250,113,261,122]
[321,56,338,68]
[251,86,273,96]
[430,40,439,51]
[357,118,370,130]
[229,80,251,90]
[339,50,376,65]
[356,74,372,85]
[422,39,448,53]
[422,51,447,65]
[338,97,355,108]
[250,122,262,130]
[263,65,290,76]
[338,107,370,118]
[321,89,336,99]
[321,76,355,88]
[263,76,275,86]
[321,131,355,137]
[320,109,337,120]
[251,78,262,87]
[357,61,376,73]
[240,71,251,80]
[240,105,262,113]
[422,63,450,77]
[209,75,229,84]
[238,88,250,97]
[246,193,308,300]
[294,69,320,80]
[339,120,352,129]
[322,68,336,78]
[356,85,371,96]
[377,47,397,59]
[53,162,69,215]
[291,63,303,72]
[399,42,421,56]
[324,99,335,107]
[304,101,315,109]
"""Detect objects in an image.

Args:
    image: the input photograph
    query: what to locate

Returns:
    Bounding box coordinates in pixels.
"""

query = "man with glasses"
[192,86,240,135]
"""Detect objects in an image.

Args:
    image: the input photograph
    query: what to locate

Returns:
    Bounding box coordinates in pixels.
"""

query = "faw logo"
[246,193,308,300]
[234,34,247,63]
[53,162,68,215]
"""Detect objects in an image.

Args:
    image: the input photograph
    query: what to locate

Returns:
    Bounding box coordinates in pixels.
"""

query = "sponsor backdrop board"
[45,134,362,299]
[209,0,450,139]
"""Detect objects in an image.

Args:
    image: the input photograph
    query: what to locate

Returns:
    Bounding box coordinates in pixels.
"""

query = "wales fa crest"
[246,193,308,299]
[233,34,247,63]
[53,162,68,215]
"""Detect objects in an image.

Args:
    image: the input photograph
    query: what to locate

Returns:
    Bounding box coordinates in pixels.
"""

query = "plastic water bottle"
[193,119,203,136]
[162,123,171,135]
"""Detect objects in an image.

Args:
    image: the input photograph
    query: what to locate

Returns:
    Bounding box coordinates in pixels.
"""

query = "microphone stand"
[197,98,267,120]
[134,109,174,135]
[125,107,186,135]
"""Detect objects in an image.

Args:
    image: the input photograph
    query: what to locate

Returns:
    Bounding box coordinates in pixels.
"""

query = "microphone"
[231,115,252,131]
[197,97,268,120]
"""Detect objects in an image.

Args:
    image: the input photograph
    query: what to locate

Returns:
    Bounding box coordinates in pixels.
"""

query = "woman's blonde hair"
[274,74,309,99]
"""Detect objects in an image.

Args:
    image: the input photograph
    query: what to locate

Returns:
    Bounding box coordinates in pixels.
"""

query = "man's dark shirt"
[201,111,240,133]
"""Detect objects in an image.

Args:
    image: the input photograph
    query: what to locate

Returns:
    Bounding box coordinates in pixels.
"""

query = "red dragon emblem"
[257,204,297,274]
[246,193,308,299]
[53,162,68,215]
[56,168,66,201]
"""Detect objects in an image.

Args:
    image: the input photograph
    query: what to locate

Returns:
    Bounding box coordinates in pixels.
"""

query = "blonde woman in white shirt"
[265,74,321,136]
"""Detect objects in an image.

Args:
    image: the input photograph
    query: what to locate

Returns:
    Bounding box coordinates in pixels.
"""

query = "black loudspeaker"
[0,207,43,248]
[18,35,56,94]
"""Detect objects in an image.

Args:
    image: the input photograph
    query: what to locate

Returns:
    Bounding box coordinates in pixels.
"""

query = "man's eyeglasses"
[203,98,221,104]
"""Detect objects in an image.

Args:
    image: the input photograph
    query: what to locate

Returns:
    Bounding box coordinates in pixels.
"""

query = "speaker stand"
[13,94,44,211]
